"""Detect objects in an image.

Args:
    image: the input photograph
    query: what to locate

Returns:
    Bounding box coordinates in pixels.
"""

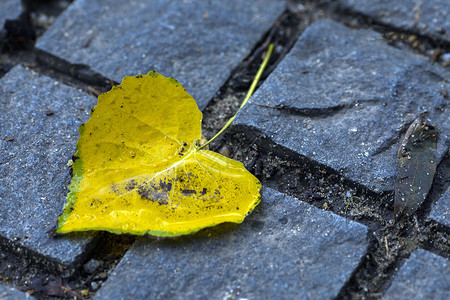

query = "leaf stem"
[199,44,273,150]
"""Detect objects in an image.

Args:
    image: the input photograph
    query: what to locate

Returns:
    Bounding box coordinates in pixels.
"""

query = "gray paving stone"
[339,0,450,42]
[430,187,450,227]
[35,0,285,110]
[0,0,22,29]
[0,65,98,272]
[232,19,450,193]
[0,282,35,300]
[383,249,450,300]
[95,187,368,300]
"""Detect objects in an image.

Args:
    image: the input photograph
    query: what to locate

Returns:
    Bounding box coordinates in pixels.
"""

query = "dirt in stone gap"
[327,1,450,67]
[0,0,110,94]
[0,233,135,299]
[1,0,67,73]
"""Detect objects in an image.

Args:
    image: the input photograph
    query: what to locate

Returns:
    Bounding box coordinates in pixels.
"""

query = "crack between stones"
[333,4,450,65]
[419,220,450,259]
[0,230,101,277]
[335,230,417,300]
[35,48,115,87]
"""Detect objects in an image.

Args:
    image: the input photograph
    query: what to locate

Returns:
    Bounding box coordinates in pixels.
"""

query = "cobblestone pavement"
[0,0,449,299]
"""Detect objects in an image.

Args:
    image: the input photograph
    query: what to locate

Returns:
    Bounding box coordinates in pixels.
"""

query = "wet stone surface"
[0,65,98,271]
[1,1,449,298]
[0,0,22,30]
[430,187,450,227]
[383,249,450,299]
[35,0,285,110]
[94,187,368,300]
[0,282,35,300]
[338,0,450,43]
[232,19,450,193]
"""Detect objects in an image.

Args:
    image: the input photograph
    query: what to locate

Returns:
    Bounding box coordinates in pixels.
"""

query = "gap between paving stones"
[331,1,450,67]
[336,6,450,50]
[335,1,450,48]
[0,0,113,100]
[1,0,448,299]
[295,0,450,68]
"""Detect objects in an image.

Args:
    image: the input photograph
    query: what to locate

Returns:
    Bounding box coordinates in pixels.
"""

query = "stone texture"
[0,0,22,29]
[94,187,368,300]
[339,0,450,42]
[383,249,450,300]
[35,0,285,110]
[231,19,449,193]
[0,65,98,271]
[430,187,450,227]
[0,282,35,300]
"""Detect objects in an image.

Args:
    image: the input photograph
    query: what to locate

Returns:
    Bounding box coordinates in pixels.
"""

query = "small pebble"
[91,281,99,290]
[295,3,306,12]
[218,145,231,157]
[441,53,450,62]
[83,259,100,274]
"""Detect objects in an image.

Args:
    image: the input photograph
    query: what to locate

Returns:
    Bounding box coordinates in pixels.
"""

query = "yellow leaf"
[57,71,261,237]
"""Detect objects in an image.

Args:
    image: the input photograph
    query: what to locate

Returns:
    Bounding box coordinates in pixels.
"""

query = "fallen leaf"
[57,71,261,237]
[395,113,438,220]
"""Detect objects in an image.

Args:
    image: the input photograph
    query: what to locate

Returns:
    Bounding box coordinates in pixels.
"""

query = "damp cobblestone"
[0,282,35,300]
[0,65,98,272]
[383,249,450,300]
[0,1,449,299]
[0,0,22,31]
[430,187,450,227]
